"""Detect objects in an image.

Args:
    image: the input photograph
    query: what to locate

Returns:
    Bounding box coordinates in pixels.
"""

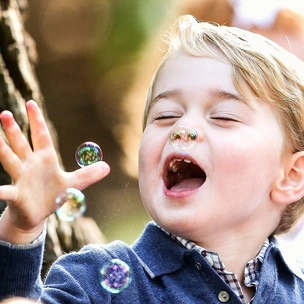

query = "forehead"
[151,50,239,105]
[154,51,234,91]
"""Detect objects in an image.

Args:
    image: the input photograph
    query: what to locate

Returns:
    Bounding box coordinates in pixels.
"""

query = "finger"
[66,161,111,190]
[0,184,17,202]
[26,100,54,151]
[0,136,22,181]
[0,110,32,160]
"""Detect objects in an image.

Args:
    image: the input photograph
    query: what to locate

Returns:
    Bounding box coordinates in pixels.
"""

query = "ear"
[271,151,304,205]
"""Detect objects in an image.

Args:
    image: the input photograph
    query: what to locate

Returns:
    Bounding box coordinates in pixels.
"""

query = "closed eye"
[211,116,240,122]
[152,112,182,122]
[154,114,180,121]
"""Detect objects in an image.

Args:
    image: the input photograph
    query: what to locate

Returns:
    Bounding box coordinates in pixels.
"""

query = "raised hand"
[0,100,110,244]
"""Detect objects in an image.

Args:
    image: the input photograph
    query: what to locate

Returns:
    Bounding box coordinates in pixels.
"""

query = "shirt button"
[218,291,230,302]
[194,261,202,270]
[205,255,214,266]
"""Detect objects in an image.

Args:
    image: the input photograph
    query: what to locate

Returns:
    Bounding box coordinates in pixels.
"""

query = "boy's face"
[138,50,287,243]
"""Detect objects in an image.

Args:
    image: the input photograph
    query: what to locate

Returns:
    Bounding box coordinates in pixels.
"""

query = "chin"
[155,216,198,238]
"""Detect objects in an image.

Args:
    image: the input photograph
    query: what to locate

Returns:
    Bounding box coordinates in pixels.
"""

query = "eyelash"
[153,114,180,121]
[151,114,240,124]
[211,116,239,122]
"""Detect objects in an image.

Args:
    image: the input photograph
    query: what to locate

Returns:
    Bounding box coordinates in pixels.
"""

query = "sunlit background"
[24,0,304,245]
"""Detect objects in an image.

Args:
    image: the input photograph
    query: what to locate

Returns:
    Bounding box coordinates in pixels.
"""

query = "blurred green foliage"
[94,0,175,75]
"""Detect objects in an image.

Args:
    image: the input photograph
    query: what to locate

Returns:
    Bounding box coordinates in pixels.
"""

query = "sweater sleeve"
[0,238,150,303]
[41,245,114,303]
[0,241,113,303]
[41,242,139,303]
[0,240,44,301]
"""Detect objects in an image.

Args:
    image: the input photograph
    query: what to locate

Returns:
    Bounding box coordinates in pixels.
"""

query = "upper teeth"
[168,158,192,173]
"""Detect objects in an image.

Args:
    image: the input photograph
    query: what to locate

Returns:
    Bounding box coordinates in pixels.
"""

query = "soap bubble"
[75,142,103,167]
[170,125,197,154]
[55,188,86,221]
[100,259,132,293]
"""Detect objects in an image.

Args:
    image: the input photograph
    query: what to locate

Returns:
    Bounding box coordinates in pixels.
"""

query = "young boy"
[1,14,304,303]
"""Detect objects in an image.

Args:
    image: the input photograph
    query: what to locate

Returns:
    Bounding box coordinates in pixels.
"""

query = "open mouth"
[164,157,206,192]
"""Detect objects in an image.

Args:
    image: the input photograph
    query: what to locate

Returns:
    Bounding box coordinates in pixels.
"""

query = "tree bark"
[0,0,106,277]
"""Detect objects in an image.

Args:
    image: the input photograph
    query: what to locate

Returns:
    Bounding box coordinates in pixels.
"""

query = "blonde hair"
[143,14,304,235]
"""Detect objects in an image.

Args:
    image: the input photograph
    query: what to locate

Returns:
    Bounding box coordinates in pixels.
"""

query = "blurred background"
[24,0,179,244]
[23,0,304,244]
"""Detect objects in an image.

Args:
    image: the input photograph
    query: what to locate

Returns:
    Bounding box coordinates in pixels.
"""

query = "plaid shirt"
[157,225,269,304]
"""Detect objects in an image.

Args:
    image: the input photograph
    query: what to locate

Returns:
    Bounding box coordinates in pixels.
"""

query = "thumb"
[68,161,111,191]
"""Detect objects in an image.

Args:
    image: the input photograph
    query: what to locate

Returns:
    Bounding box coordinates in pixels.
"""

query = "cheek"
[138,128,166,167]
[138,132,152,172]
[138,132,162,210]
[138,127,170,198]
[138,139,148,185]
[138,131,160,184]
[214,133,283,190]
[138,142,149,204]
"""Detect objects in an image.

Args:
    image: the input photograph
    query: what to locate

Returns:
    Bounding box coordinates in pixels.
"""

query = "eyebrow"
[149,88,254,111]
[148,89,181,112]
[151,89,181,104]
[211,89,255,111]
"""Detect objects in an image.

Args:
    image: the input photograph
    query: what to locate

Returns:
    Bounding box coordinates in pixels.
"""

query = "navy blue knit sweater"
[1,222,304,303]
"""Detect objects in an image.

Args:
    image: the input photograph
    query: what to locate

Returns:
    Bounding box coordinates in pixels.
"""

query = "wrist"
[0,208,45,244]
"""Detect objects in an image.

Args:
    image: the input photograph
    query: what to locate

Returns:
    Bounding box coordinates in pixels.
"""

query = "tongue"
[170,178,205,192]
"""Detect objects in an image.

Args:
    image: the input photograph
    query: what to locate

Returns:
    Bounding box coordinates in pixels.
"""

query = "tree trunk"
[0,0,106,277]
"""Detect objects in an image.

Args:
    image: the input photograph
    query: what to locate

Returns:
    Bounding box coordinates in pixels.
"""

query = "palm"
[12,148,65,228]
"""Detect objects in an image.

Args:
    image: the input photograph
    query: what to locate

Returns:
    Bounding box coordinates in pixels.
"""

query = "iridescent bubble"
[100,259,132,293]
[75,142,103,167]
[55,188,86,221]
[170,125,197,154]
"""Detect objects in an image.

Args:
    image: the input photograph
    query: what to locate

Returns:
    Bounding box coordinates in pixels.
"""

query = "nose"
[170,125,197,154]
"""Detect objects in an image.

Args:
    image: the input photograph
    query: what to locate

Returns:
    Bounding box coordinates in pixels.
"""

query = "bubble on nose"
[55,188,86,221]
[75,142,103,167]
[100,259,132,293]
[170,125,197,154]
